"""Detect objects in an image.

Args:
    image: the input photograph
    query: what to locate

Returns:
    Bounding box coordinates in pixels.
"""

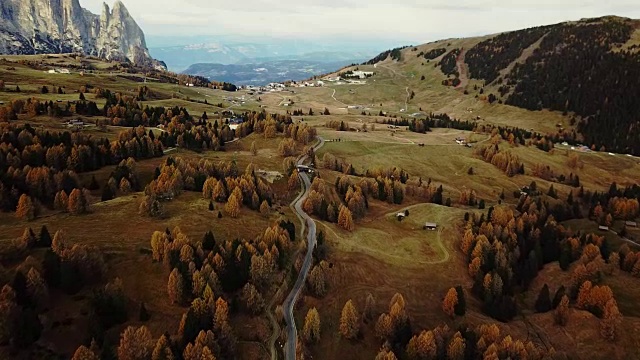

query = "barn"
[424,222,437,231]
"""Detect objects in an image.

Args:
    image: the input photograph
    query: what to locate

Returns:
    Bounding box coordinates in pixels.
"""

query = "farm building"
[424,222,437,231]
[598,225,609,231]
[396,213,406,220]
[626,221,637,227]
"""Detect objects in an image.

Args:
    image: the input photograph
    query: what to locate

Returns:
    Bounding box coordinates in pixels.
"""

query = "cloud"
[80,0,640,43]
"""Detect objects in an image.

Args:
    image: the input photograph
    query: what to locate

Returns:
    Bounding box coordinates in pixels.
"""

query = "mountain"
[0,0,164,69]
[182,59,361,86]
[364,16,640,155]
[150,41,379,72]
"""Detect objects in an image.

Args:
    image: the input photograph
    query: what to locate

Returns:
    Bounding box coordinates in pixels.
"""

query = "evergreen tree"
[101,185,115,202]
[552,285,567,309]
[38,225,52,248]
[139,302,150,322]
[454,286,466,316]
[535,284,552,313]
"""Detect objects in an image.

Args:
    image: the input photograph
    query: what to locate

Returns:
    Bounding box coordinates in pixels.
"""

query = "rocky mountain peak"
[0,0,164,69]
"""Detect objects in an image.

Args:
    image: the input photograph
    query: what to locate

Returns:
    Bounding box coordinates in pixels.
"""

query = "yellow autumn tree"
[72,345,99,360]
[339,299,359,339]
[117,326,153,360]
[406,330,436,360]
[225,193,240,218]
[167,268,184,304]
[447,332,466,360]
[302,307,321,343]
[338,205,355,231]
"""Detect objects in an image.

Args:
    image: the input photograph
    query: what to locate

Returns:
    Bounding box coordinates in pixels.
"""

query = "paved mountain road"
[283,137,325,360]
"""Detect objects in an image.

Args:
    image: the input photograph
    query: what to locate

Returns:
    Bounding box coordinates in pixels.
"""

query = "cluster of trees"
[585,183,640,227]
[325,120,350,131]
[201,163,275,218]
[362,46,411,65]
[419,48,447,60]
[140,157,274,218]
[402,113,475,133]
[367,292,553,360]
[534,240,624,340]
[302,177,354,230]
[0,124,161,213]
[438,49,461,77]
[101,158,140,201]
[503,19,640,155]
[465,25,550,83]
[144,223,295,359]
[473,144,524,177]
[0,226,106,350]
[530,163,581,187]
[461,193,614,321]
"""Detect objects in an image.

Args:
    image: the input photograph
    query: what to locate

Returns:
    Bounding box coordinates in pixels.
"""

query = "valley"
[0,9,639,360]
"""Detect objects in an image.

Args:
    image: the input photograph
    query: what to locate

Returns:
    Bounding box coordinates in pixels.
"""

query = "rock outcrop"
[0,0,164,69]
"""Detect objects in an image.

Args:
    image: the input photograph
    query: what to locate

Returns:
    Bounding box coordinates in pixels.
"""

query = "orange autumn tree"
[442,287,458,318]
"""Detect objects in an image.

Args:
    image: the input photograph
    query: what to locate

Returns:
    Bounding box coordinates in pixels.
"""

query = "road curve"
[283,137,325,360]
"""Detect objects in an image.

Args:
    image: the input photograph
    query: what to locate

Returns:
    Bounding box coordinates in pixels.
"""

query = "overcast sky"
[82,0,640,44]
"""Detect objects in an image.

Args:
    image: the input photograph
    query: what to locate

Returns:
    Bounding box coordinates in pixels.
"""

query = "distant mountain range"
[182,59,361,86]
[149,42,378,72]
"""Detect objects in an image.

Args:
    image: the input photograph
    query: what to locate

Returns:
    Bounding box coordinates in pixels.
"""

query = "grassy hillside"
[356,16,640,155]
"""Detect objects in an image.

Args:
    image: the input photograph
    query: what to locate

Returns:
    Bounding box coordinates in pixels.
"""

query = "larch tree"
[375,349,398,360]
[225,193,240,218]
[442,287,458,318]
[259,200,270,216]
[339,299,359,339]
[68,188,88,215]
[150,231,166,262]
[307,263,327,297]
[72,345,99,360]
[167,268,185,304]
[54,190,69,211]
[600,298,621,341]
[117,325,153,360]
[447,332,466,360]
[338,205,355,231]
[16,194,36,220]
[120,178,132,194]
[241,283,264,315]
[151,334,174,360]
[406,330,437,360]
[364,292,375,321]
[555,295,570,326]
[302,307,321,343]
[26,268,49,310]
[288,170,300,191]
[52,230,66,255]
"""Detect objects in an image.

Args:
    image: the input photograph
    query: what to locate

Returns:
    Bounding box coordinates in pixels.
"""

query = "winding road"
[283,137,325,360]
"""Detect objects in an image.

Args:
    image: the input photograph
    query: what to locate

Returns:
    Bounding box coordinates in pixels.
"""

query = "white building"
[351,71,374,79]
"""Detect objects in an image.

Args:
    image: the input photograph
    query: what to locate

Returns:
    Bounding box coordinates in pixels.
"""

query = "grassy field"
[297,203,475,360]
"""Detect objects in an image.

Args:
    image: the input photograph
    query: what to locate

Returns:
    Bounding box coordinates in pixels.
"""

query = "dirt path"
[455,48,469,89]
[497,33,547,84]
[329,88,347,106]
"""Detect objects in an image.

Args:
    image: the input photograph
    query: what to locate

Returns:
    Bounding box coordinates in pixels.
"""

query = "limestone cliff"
[0,0,164,69]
